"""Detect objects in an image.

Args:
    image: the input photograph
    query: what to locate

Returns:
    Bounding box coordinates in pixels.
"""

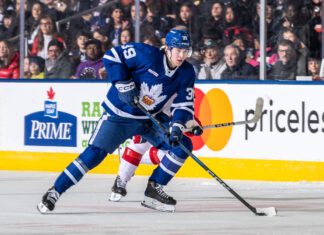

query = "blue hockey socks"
[54,145,107,194]
[149,136,192,185]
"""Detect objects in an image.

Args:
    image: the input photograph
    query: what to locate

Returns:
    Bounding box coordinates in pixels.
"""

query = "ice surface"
[0,171,324,234]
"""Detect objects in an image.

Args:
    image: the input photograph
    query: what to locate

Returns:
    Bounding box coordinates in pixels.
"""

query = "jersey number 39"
[122,45,136,59]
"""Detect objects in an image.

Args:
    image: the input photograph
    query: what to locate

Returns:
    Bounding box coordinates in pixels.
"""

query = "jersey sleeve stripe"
[171,102,194,107]
[103,48,121,63]
[171,106,194,115]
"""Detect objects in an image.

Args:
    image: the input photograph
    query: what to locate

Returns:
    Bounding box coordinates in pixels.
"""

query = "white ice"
[0,171,324,234]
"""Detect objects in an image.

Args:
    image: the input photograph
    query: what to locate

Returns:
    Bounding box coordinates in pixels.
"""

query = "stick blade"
[256,207,277,217]
[249,97,264,123]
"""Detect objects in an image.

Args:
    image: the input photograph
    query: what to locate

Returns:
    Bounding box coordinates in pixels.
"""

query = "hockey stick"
[201,97,264,130]
[182,97,264,132]
[135,98,277,217]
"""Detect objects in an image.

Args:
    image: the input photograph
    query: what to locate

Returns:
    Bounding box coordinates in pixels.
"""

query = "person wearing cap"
[37,26,196,214]
[44,39,75,79]
[197,39,226,80]
[74,39,104,79]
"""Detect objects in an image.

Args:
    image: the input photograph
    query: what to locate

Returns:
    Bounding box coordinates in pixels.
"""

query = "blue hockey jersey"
[102,43,195,125]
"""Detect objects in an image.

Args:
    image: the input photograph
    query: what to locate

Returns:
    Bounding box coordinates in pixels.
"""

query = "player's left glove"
[115,80,139,107]
[168,122,185,147]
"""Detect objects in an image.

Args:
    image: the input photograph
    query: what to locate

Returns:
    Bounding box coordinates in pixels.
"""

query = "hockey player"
[37,26,196,213]
[110,118,203,202]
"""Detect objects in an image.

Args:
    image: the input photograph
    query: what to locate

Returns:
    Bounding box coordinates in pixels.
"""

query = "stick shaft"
[202,120,249,129]
[136,101,258,215]
[178,142,257,215]
[202,97,264,129]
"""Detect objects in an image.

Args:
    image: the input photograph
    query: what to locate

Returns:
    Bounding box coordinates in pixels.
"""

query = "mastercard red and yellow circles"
[191,88,233,151]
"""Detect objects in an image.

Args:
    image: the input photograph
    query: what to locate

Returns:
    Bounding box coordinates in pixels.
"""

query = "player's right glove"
[168,122,185,147]
[191,125,203,136]
[115,80,139,107]
[185,118,203,136]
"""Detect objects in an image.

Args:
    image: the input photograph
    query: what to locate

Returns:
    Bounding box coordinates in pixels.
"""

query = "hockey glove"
[115,80,139,107]
[168,122,185,147]
[191,125,203,136]
[184,118,203,136]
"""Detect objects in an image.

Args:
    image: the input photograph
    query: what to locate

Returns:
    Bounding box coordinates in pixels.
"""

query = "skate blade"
[37,202,50,214]
[109,192,123,202]
[141,196,175,212]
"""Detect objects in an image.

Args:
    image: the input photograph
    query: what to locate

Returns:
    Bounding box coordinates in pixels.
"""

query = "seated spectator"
[0,11,14,34]
[128,1,147,31]
[45,39,74,79]
[69,31,91,64]
[281,28,308,75]
[119,28,134,45]
[29,56,45,79]
[0,0,28,41]
[102,3,129,47]
[221,44,257,80]
[24,56,31,78]
[252,2,276,47]
[142,34,160,47]
[142,3,170,41]
[174,2,201,48]
[220,3,241,32]
[31,15,65,59]
[307,57,322,81]
[231,35,249,63]
[200,0,224,30]
[26,1,45,47]
[277,1,310,48]
[197,40,226,80]
[0,39,19,79]
[0,1,14,29]
[74,39,104,79]
[93,28,112,52]
[248,38,277,69]
[268,39,303,80]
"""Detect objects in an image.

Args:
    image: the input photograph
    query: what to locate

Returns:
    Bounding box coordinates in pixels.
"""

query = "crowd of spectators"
[0,0,323,80]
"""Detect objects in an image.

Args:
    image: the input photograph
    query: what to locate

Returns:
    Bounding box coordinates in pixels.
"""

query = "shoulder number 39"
[186,88,194,100]
[121,45,136,59]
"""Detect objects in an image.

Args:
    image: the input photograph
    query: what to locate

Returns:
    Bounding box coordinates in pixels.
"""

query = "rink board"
[0,80,324,181]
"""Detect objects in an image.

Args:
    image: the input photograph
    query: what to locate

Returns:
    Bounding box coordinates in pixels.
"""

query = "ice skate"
[109,175,127,202]
[37,186,60,214]
[141,181,176,212]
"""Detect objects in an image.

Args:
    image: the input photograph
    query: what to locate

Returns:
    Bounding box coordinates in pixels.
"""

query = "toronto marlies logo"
[80,67,96,79]
[24,87,77,147]
[140,82,166,111]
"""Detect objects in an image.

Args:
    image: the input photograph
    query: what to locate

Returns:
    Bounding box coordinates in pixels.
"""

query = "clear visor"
[171,47,193,58]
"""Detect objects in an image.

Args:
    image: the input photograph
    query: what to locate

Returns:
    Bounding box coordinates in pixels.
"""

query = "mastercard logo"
[191,88,233,151]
